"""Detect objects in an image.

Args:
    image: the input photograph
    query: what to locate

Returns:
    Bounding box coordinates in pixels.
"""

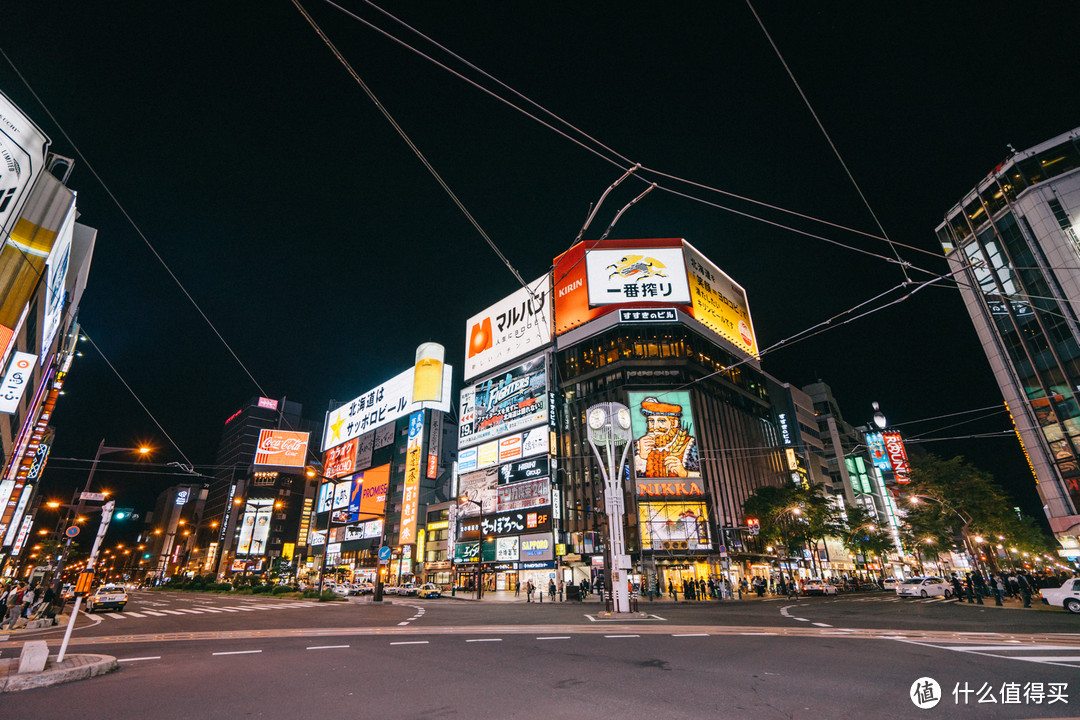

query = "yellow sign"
[417,529,426,562]
[282,543,295,561]
[427,521,448,530]
[683,241,758,358]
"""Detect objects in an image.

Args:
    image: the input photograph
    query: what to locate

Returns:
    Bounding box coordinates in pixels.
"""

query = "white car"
[86,584,129,612]
[1040,578,1080,613]
[882,577,899,591]
[802,579,838,596]
[896,576,952,598]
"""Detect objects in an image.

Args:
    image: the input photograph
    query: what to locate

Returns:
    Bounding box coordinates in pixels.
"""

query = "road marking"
[216,608,239,612]
[124,612,146,618]
[141,611,167,617]
[793,618,810,622]
[307,645,350,650]
[118,656,161,663]
[672,633,709,637]
[397,622,410,626]
[1008,656,1080,665]
[812,623,832,628]
[193,607,223,613]
[390,641,429,646]
[466,638,502,643]
[741,632,777,636]
[936,644,1080,652]
[604,635,640,638]
[103,613,127,619]
[225,607,256,612]
[212,650,262,656]
[537,636,571,640]
[159,610,185,615]
[174,609,204,614]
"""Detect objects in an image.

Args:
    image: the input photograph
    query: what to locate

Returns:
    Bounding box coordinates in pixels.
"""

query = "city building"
[143,482,207,580]
[310,348,458,588]
[935,126,1080,558]
[0,90,97,575]
[200,396,321,579]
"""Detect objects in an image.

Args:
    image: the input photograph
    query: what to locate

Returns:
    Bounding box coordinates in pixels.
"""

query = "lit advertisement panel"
[237,498,274,556]
[682,241,757,358]
[324,437,358,479]
[461,508,552,538]
[316,482,332,513]
[519,533,553,561]
[253,430,310,467]
[465,274,551,382]
[552,238,685,335]
[458,466,498,517]
[497,477,550,512]
[0,352,37,413]
[585,247,691,306]
[498,456,550,485]
[346,463,389,520]
[331,481,351,510]
[628,391,701,482]
[459,355,548,448]
[460,427,549,473]
[882,432,911,483]
[399,411,424,544]
[322,366,452,451]
[865,432,892,471]
[638,502,711,550]
[40,205,74,362]
[0,89,50,240]
[496,536,519,562]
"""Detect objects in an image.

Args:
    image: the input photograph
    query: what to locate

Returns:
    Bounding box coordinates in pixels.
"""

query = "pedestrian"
[707,578,717,599]
[971,572,985,605]
[558,580,564,602]
[724,578,732,599]
[964,573,976,604]
[20,585,36,618]
[698,579,707,601]
[1017,573,1033,608]
[779,577,788,597]
[2,582,25,630]
[548,579,556,602]
[788,578,800,600]
[950,574,964,600]
[515,579,521,598]
[581,578,589,599]
[526,579,534,602]
[993,575,1005,606]
[670,580,678,602]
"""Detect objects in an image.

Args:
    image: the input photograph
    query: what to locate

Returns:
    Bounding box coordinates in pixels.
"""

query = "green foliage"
[317,590,342,602]
[742,483,844,575]
[271,584,298,595]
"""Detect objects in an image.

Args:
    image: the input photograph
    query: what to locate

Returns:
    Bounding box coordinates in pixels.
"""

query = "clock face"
[616,408,631,430]
[588,407,607,429]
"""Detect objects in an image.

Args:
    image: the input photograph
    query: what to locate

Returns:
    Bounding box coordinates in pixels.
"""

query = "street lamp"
[458,493,485,600]
[584,402,634,614]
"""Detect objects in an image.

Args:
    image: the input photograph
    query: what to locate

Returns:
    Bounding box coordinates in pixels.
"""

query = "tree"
[742,483,843,579]
[841,504,895,580]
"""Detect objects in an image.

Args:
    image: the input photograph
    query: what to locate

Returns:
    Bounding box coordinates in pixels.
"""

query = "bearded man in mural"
[634,396,700,478]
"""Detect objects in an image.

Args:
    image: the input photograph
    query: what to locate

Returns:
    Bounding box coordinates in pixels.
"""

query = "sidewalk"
[0,653,117,693]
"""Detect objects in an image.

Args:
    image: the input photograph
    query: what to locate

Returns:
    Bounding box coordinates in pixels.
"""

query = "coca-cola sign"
[254,429,310,467]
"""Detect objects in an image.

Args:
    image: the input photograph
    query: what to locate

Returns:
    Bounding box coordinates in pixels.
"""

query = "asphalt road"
[2,590,1078,719]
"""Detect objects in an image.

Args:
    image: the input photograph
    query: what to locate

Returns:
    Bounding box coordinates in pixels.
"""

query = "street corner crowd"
[513,576,742,603]
[947,568,1070,608]
[0,579,61,631]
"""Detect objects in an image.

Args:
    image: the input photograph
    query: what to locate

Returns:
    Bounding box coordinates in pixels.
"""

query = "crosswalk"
[837,595,958,605]
[97,601,328,621]
[903,639,1080,668]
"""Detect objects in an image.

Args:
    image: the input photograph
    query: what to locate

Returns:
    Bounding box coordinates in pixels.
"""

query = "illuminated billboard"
[585,247,691,306]
[465,274,551,382]
[882,432,911,483]
[347,463,389,520]
[40,205,75,362]
[0,89,50,241]
[237,498,274,556]
[683,241,757,357]
[459,355,548,448]
[253,430,309,467]
[628,391,701,482]
[323,365,452,451]
[865,432,892,471]
[399,411,423,544]
[638,502,711,550]
[458,426,549,473]
[0,352,37,413]
[496,477,551,512]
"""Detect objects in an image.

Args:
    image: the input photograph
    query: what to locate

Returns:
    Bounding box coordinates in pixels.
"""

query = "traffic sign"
[80,492,107,502]
[378,546,391,564]
[65,526,80,538]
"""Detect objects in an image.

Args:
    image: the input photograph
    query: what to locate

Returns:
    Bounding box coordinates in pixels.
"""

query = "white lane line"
[212,650,262,656]
[1006,656,1080,665]
[390,641,429,646]
[537,636,571,640]
[793,618,810,622]
[193,608,223,613]
[225,607,255,612]
[157,609,184,615]
[118,656,161,663]
[141,611,167,617]
[672,633,709,637]
[397,622,410,626]
[216,608,239,613]
[935,645,1080,652]
[124,612,146,618]
[741,632,777,636]
[812,623,832,628]
[307,645,350,650]
[174,609,204,614]
[604,635,640,638]
[466,638,502,643]
[103,613,127,619]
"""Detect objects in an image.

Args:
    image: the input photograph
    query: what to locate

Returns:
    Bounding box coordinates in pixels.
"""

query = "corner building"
[552,238,792,594]
[935,127,1080,558]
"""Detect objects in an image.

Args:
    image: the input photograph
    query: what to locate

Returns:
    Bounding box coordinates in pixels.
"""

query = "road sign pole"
[57,501,114,663]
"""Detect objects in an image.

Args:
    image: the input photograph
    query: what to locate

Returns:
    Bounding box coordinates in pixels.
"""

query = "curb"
[0,654,118,693]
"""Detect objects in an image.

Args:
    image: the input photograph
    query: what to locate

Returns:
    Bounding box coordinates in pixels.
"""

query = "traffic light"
[747,518,760,536]
[113,508,137,521]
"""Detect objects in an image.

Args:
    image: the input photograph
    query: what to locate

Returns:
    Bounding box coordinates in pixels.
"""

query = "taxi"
[86,584,129,612]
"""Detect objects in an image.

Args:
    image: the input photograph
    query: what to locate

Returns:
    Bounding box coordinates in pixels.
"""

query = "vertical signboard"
[0,89,50,240]
[682,241,758,358]
[0,351,37,413]
[399,411,424,544]
[882,432,911,483]
[864,432,892,472]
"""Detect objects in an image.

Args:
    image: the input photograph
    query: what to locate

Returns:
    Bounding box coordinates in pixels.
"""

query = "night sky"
[2,2,1078,537]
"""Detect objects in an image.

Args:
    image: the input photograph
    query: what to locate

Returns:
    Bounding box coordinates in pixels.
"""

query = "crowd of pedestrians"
[951,568,1071,608]
[0,580,57,630]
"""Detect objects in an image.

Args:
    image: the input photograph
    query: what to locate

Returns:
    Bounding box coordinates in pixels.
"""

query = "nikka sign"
[254,430,310,467]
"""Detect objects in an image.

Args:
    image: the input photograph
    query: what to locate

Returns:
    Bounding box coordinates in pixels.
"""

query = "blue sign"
[378,546,392,561]
[65,526,80,538]
[519,560,555,570]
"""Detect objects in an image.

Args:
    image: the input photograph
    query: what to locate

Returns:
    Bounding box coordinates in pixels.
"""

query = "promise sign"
[882,432,911,483]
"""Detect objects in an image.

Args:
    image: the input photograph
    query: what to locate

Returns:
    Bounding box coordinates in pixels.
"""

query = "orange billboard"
[254,430,309,467]
[552,238,686,335]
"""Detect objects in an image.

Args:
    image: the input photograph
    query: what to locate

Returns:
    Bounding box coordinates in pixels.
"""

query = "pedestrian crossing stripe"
[900,640,1080,668]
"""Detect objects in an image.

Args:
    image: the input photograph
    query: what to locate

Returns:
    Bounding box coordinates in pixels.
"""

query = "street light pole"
[459,494,484,600]
[585,402,634,614]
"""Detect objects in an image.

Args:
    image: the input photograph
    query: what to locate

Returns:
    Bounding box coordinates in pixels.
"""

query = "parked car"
[86,584,128,612]
[355,582,375,595]
[802,579,838,596]
[397,583,419,596]
[1040,578,1080,613]
[332,584,350,596]
[896,577,952,598]
[881,577,900,591]
[417,583,442,599]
